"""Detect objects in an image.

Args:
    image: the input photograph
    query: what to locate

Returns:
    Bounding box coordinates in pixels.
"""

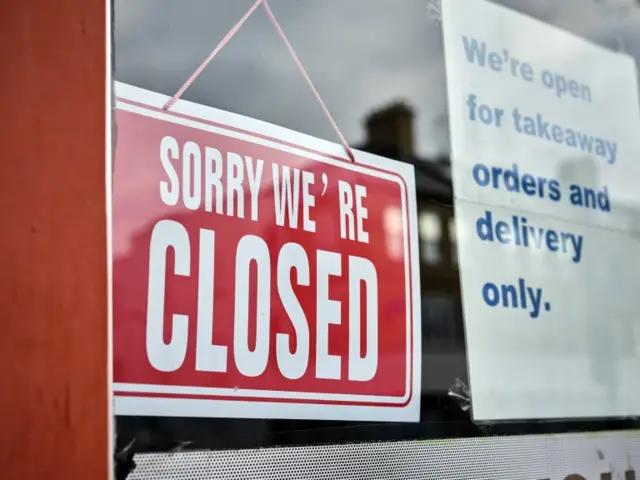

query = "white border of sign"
[112,82,422,422]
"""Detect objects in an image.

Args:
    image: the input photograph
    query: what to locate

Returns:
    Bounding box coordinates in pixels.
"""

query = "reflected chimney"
[365,102,415,156]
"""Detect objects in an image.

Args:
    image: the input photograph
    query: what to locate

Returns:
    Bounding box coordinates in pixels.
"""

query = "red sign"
[112,83,421,422]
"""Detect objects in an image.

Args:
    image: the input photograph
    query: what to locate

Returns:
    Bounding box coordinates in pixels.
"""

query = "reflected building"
[357,102,467,396]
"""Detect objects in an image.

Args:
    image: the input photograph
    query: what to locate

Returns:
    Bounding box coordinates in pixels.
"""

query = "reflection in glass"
[113,0,640,458]
[420,210,442,264]
[449,216,457,265]
[422,294,458,346]
[384,205,404,260]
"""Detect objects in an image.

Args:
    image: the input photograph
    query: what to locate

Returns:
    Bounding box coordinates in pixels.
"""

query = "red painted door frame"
[0,0,111,478]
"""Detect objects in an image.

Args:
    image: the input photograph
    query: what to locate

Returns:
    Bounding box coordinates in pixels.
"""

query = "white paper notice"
[442,0,640,420]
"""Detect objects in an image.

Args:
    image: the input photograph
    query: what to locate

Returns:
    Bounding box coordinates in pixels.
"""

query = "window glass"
[449,217,458,264]
[422,293,461,347]
[113,0,640,455]
[420,210,442,264]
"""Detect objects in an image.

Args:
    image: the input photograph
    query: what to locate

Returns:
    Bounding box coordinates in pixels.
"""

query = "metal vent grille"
[129,430,640,479]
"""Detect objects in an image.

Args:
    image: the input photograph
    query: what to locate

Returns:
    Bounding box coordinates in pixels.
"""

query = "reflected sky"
[114,0,640,158]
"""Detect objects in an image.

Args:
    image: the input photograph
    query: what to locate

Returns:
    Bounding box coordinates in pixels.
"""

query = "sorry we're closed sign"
[112,83,421,422]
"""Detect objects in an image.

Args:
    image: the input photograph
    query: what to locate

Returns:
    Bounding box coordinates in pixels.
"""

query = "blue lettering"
[482,283,500,307]
[481,278,549,318]
[472,163,490,187]
[462,36,486,66]
[460,38,591,103]
[475,210,583,263]
[488,52,503,71]
[467,93,504,127]
[495,221,511,243]
[521,174,536,196]
[509,108,617,164]
[470,162,563,203]
[490,167,502,188]
[548,180,561,202]
[577,132,594,153]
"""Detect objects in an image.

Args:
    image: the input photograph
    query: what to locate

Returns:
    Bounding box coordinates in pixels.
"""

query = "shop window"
[422,294,459,346]
[112,0,640,467]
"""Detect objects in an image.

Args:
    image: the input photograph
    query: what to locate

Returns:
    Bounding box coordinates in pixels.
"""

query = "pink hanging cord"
[162,0,355,162]
[162,0,262,112]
